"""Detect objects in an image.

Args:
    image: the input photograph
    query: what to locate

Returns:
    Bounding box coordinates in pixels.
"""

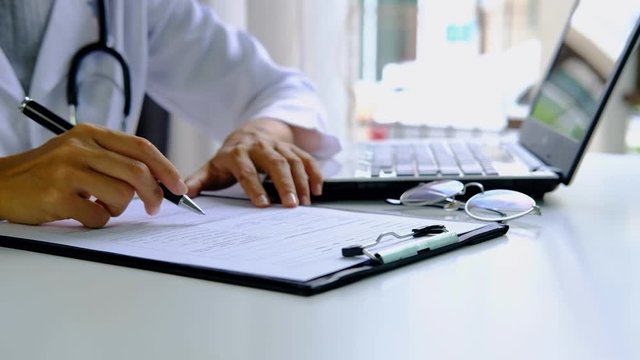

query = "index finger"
[87,126,187,195]
[291,147,324,196]
[226,152,273,208]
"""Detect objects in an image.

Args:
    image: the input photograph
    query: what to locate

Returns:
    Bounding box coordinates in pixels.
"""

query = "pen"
[18,97,205,216]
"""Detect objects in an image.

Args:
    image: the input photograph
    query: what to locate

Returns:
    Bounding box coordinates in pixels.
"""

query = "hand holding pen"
[7,97,203,228]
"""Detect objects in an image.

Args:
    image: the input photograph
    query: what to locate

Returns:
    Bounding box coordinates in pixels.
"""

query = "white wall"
[168,0,248,176]
[538,0,575,74]
[246,0,356,143]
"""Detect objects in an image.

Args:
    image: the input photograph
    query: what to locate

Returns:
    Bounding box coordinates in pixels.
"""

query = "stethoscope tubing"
[66,0,131,120]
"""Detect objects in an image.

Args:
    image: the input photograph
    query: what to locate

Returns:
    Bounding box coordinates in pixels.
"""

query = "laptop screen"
[519,0,640,183]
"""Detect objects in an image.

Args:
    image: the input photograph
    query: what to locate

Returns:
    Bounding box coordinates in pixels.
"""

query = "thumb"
[185,167,208,198]
[185,164,236,198]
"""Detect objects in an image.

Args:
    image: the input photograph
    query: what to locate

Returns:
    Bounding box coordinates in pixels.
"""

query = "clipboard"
[0,198,508,296]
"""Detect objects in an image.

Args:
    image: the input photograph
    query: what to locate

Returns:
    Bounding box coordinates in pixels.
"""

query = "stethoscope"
[66,0,131,127]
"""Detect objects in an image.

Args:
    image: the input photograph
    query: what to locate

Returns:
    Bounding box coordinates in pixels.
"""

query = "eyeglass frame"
[394,180,541,222]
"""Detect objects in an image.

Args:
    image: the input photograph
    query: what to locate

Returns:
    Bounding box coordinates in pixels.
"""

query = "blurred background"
[166,0,639,176]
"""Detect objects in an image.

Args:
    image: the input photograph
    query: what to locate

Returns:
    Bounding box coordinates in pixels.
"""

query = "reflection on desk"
[1,152,639,360]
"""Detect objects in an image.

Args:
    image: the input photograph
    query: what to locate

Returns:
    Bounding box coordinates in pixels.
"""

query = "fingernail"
[148,205,160,216]
[313,183,323,195]
[285,193,299,206]
[299,195,310,206]
[256,194,270,207]
[177,181,188,195]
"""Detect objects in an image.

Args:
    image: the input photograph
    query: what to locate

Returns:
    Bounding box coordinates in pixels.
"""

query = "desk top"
[1,152,639,360]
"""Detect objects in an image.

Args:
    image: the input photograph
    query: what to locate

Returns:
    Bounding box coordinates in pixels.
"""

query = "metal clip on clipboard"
[341,225,459,264]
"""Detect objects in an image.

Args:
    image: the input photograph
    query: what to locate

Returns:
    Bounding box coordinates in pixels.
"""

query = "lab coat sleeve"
[143,0,340,159]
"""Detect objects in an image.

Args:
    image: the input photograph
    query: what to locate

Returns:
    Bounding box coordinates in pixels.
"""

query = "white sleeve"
[144,0,340,159]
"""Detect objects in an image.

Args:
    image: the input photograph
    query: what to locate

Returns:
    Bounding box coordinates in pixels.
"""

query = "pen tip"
[180,195,206,215]
[18,97,32,111]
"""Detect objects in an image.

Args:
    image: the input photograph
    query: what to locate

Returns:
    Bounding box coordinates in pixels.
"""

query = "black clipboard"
[0,222,507,296]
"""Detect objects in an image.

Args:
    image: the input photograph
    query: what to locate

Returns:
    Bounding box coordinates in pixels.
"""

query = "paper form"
[0,197,483,282]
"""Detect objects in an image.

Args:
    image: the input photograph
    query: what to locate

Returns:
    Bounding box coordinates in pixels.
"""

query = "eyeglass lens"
[465,189,537,221]
[399,180,464,205]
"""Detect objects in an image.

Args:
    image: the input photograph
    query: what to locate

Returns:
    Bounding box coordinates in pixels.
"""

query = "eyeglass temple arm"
[460,182,484,195]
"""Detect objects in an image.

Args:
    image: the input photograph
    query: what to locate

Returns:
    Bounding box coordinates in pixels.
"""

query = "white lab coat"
[0,0,339,158]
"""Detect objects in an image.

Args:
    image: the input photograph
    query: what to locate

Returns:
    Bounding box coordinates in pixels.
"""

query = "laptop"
[283,0,640,201]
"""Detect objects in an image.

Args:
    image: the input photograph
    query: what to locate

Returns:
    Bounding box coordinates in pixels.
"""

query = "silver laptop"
[266,0,640,201]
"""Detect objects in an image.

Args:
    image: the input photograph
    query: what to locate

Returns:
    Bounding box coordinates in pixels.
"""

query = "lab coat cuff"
[249,108,341,160]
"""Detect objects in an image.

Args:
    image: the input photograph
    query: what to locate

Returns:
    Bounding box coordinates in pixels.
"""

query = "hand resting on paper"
[185,118,325,208]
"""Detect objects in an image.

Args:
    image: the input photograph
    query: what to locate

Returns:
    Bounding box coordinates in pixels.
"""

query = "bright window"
[354,0,546,140]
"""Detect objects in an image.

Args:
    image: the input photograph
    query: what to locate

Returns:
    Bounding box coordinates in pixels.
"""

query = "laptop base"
[264,177,560,202]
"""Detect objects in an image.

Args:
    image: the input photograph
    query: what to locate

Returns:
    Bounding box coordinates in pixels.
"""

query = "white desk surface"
[1,152,639,360]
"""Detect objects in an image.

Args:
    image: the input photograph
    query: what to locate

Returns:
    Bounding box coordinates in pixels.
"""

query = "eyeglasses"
[390,180,541,222]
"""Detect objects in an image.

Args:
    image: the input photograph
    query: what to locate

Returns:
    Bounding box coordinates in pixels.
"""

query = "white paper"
[0,197,483,282]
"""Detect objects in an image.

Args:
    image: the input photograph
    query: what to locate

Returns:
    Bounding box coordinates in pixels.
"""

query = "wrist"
[242,118,294,143]
[241,118,323,154]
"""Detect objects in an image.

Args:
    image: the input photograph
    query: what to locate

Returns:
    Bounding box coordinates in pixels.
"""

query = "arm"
[144,1,340,206]
[144,1,337,146]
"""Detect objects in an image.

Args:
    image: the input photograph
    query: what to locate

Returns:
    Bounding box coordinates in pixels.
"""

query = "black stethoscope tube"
[66,0,131,120]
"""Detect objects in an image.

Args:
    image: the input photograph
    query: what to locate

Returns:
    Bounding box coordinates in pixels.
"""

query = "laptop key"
[413,145,437,175]
[449,142,483,175]
[459,164,484,175]
[467,143,499,175]
[430,143,460,175]
[504,142,545,171]
[439,166,461,176]
[396,163,416,176]
[416,155,436,165]
[373,149,393,168]
[417,164,438,176]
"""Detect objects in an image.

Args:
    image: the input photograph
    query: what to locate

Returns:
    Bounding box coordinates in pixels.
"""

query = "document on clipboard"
[0,197,508,295]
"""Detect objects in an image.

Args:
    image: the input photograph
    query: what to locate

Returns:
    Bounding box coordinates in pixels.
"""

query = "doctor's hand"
[185,118,323,208]
[0,124,187,228]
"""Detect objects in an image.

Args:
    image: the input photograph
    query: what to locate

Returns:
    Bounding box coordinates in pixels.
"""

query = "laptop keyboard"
[364,141,502,178]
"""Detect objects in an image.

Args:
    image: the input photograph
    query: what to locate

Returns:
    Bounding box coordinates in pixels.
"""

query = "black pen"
[18,97,205,215]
